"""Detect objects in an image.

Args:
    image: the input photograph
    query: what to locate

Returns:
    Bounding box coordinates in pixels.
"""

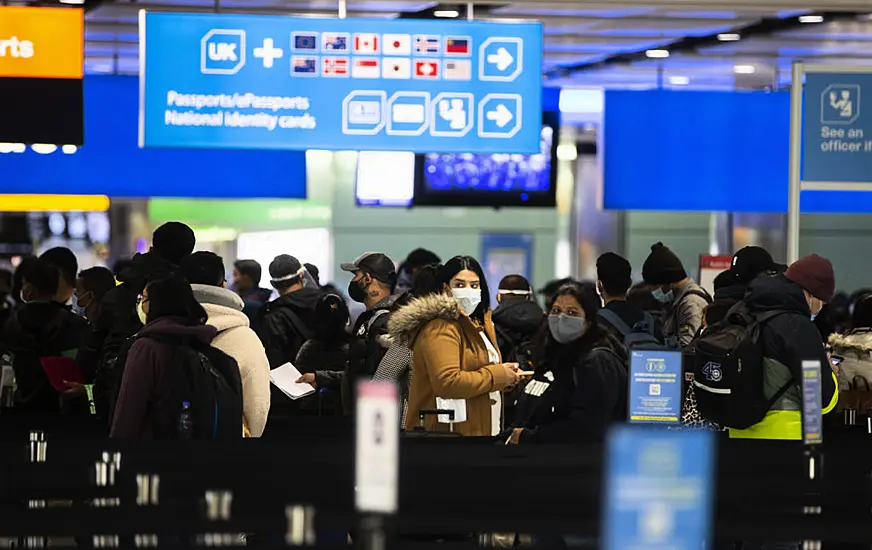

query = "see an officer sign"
[140,12,543,153]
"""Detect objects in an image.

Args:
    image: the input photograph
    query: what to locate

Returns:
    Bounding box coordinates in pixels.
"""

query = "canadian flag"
[414,60,439,79]
[354,33,379,54]
[382,34,411,55]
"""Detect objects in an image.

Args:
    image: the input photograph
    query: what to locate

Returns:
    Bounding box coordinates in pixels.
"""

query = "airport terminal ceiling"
[63,0,872,89]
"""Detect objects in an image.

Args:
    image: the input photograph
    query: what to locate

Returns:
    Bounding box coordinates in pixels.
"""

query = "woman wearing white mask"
[504,282,627,445]
[398,256,520,436]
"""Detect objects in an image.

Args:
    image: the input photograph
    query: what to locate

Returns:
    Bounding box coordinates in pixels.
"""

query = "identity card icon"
[822,84,861,124]
[201,29,246,74]
[430,92,473,137]
[387,92,430,136]
[343,91,386,135]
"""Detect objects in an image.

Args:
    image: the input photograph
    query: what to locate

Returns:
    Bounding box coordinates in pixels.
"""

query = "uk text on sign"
[139,12,542,153]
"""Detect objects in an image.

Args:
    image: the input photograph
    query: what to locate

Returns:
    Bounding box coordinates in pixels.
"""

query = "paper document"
[435,397,467,424]
[270,363,316,400]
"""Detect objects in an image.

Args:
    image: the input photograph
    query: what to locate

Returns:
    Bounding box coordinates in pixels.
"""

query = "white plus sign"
[254,38,283,68]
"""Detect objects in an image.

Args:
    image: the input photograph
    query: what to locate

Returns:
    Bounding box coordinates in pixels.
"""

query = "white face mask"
[137,301,148,326]
[451,287,482,316]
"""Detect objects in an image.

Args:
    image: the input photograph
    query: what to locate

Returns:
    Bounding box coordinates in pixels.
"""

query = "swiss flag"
[414,60,439,79]
[354,33,379,54]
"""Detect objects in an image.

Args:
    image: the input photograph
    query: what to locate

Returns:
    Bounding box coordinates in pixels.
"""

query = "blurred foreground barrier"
[1,415,872,546]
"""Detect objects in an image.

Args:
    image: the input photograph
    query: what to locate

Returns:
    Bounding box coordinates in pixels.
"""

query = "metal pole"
[467,1,474,21]
[214,0,219,13]
[787,61,804,265]
[338,0,347,19]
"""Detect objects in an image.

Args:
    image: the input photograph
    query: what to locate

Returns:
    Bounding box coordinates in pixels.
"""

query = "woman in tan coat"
[391,256,520,436]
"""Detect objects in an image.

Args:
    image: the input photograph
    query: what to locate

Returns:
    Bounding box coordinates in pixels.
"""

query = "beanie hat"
[730,246,777,284]
[642,243,687,286]
[784,254,835,303]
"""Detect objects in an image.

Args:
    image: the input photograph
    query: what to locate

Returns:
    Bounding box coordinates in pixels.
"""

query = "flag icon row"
[291,31,472,57]
[292,56,472,80]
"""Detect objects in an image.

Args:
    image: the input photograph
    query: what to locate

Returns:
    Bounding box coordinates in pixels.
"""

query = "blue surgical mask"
[548,314,587,344]
[652,288,674,304]
[70,294,86,317]
[811,313,818,322]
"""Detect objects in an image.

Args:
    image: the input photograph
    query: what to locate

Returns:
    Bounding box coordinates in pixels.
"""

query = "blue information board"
[802,360,823,445]
[140,13,542,153]
[603,427,714,550]
[628,350,683,425]
[0,76,307,199]
[803,72,872,184]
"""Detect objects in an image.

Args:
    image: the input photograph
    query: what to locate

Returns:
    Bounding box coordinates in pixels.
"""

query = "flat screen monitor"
[355,151,416,207]
[412,111,559,208]
[627,349,683,426]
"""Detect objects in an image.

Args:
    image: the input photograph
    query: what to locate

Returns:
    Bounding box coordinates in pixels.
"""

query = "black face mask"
[348,278,367,303]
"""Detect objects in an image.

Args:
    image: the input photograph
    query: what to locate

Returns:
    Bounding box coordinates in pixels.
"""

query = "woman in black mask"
[504,282,627,445]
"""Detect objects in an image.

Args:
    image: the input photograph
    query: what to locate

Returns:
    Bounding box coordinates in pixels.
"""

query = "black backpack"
[148,334,243,439]
[691,302,790,429]
[597,309,661,350]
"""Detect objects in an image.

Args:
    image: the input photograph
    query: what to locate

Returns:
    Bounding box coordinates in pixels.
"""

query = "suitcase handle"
[419,409,456,433]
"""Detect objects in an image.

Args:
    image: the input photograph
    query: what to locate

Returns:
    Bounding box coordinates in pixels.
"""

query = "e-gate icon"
[201,29,246,74]
[343,91,387,135]
[479,37,522,82]
[478,94,522,138]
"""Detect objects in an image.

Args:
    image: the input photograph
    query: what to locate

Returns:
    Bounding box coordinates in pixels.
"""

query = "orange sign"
[0,7,83,79]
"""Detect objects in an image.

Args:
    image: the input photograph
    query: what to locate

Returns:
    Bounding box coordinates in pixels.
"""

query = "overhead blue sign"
[603,427,714,550]
[140,12,543,154]
[0,76,306,199]
[628,350,683,425]
[803,72,872,184]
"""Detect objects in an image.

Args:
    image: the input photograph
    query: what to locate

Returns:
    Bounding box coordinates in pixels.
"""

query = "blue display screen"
[0,75,307,199]
[423,124,553,192]
[413,110,557,207]
[603,90,872,214]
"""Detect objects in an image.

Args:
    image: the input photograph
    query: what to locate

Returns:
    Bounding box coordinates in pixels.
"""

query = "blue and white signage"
[803,72,872,184]
[801,360,823,445]
[603,427,715,550]
[628,350,683,425]
[140,12,542,153]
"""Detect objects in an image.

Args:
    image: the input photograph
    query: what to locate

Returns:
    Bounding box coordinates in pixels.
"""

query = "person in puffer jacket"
[828,292,872,394]
[182,252,271,437]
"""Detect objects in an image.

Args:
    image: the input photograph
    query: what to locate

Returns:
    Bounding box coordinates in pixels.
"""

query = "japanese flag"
[382,34,411,56]
[354,33,379,54]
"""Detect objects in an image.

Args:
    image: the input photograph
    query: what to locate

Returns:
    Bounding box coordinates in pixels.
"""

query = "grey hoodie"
[662,279,710,347]
[191,284,271,437]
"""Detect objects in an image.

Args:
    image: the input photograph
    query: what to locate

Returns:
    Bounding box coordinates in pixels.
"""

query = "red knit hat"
[784,254,835,302]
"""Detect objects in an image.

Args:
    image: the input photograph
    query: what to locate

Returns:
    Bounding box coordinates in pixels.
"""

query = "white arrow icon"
[486,47,514,71]
[486,103,513,128]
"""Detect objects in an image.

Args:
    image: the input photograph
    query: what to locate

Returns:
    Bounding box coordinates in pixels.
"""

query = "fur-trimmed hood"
[829,329,872,354]
[388,294,461,348]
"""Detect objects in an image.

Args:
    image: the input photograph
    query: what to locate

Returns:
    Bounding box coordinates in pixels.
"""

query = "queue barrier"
[0,412,871,547]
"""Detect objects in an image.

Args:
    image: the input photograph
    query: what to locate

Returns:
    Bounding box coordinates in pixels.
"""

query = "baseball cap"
[341,252,396,285]
[269,254,303,283]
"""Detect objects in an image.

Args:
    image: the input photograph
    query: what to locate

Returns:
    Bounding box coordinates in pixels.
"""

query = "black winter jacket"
[742,275,837,422]
[260,288,322,369]
[510,325,628,444]
[1,301,88,413]
[492,300,544,362]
